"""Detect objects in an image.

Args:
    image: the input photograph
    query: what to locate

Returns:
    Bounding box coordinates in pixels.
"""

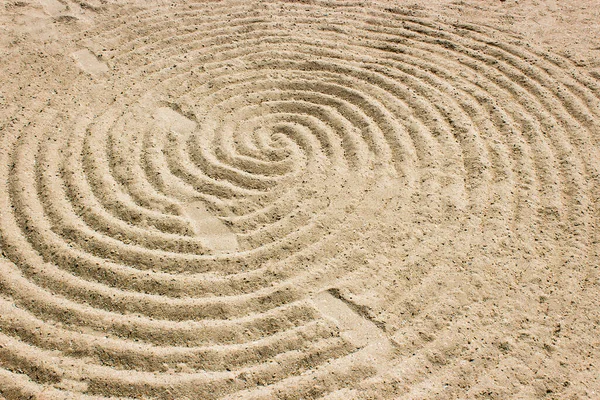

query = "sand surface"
[1,0,599,398]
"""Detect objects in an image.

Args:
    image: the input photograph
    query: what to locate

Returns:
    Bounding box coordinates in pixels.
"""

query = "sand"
[0,0,599,398]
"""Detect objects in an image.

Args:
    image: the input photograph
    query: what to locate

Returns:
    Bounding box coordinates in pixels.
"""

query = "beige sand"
[0,0,599,398]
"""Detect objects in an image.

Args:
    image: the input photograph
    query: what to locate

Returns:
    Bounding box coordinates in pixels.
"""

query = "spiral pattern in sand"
[1,1,599,399]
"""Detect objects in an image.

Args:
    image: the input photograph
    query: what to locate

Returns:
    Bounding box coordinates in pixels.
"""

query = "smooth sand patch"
[71,49,109,76]
[182,201,239,252]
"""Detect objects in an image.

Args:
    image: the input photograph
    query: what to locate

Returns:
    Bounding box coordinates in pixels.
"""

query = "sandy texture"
[0,0,599,398]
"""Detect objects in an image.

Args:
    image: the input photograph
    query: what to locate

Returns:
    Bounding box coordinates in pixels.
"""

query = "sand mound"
[1,0,599,398]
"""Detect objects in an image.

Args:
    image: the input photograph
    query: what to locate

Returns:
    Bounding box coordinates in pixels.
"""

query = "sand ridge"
[0,0,599,398]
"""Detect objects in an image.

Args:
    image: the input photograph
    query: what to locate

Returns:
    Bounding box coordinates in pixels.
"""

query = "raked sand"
[0,0,599,398]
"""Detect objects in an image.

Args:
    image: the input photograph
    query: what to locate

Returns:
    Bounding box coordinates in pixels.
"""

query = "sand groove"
[1,0,599,398]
